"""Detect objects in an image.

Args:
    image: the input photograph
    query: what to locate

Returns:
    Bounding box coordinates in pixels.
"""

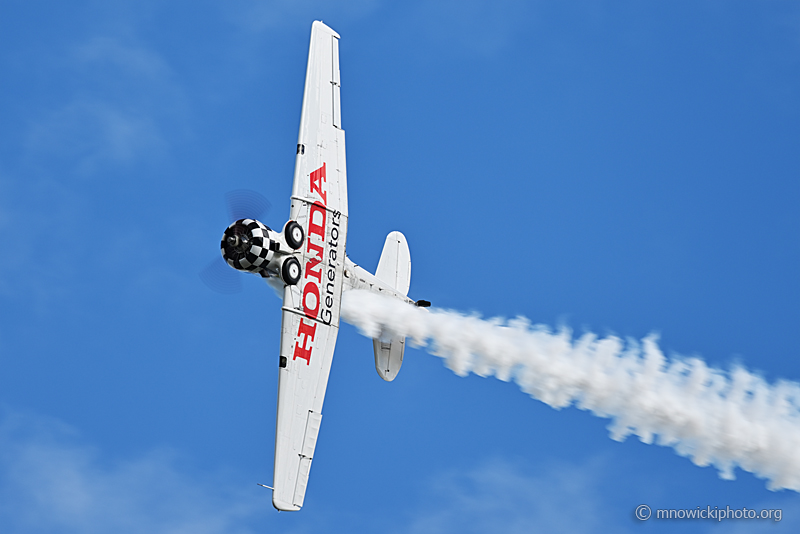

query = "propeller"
[199,256,242,294]
[225,189,271,222]
[199,189,273,295]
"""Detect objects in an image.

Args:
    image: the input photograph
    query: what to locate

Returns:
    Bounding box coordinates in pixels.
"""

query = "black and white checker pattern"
[221,219,274,272]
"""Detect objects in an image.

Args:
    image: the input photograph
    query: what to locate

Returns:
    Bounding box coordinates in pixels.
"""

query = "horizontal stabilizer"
[372,231,411,381]
[373,337,405,382]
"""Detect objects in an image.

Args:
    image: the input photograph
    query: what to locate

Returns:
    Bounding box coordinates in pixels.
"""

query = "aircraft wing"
[290,21,348,220]
[273,20,349,512]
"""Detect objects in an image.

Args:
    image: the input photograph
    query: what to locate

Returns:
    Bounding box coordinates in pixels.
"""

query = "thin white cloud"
[404,457,618,534]
[0,408,267,534]
[22,35,186,177]
[402,457,800,533]
[25,100,167,175]
[73,37,175,81]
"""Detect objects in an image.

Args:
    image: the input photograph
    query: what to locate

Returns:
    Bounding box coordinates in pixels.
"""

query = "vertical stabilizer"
[374,231,411,296]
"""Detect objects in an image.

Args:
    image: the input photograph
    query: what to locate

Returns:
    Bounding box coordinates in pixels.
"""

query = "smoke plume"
[340,290,800,492]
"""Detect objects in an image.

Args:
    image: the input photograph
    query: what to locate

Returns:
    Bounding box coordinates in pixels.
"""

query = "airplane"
[217,21,429,511]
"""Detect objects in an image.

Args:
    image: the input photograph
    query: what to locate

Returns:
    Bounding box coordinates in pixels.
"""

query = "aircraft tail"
[374,231,411,296]
[372,231,410,381]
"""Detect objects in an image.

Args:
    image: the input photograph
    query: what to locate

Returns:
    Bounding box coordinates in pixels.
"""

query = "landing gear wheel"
[284,221,305,250]
[281,257,302,285]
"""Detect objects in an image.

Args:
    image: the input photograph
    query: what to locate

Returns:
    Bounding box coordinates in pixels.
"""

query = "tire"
[284,221,305,250]
[281,257,302,285]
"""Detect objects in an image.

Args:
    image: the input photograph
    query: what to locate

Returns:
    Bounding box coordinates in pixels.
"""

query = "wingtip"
[312,20,340,38]
[272,497,301,512]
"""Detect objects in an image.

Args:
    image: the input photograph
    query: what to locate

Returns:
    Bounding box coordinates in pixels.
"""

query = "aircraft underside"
[215,21,428,511]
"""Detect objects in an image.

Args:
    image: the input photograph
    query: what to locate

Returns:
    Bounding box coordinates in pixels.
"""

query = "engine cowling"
[220,219,275,273]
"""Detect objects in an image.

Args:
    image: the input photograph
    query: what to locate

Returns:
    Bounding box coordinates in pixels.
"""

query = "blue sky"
[1,1,799,532]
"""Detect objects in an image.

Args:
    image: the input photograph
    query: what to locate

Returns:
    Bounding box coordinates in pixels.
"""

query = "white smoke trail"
[340,290,800,492]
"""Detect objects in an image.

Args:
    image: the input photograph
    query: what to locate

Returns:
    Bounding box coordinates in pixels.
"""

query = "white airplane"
[218,21,429,511]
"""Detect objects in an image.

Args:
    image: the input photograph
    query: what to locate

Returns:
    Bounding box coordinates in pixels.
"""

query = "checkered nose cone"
[221,219,273,272]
